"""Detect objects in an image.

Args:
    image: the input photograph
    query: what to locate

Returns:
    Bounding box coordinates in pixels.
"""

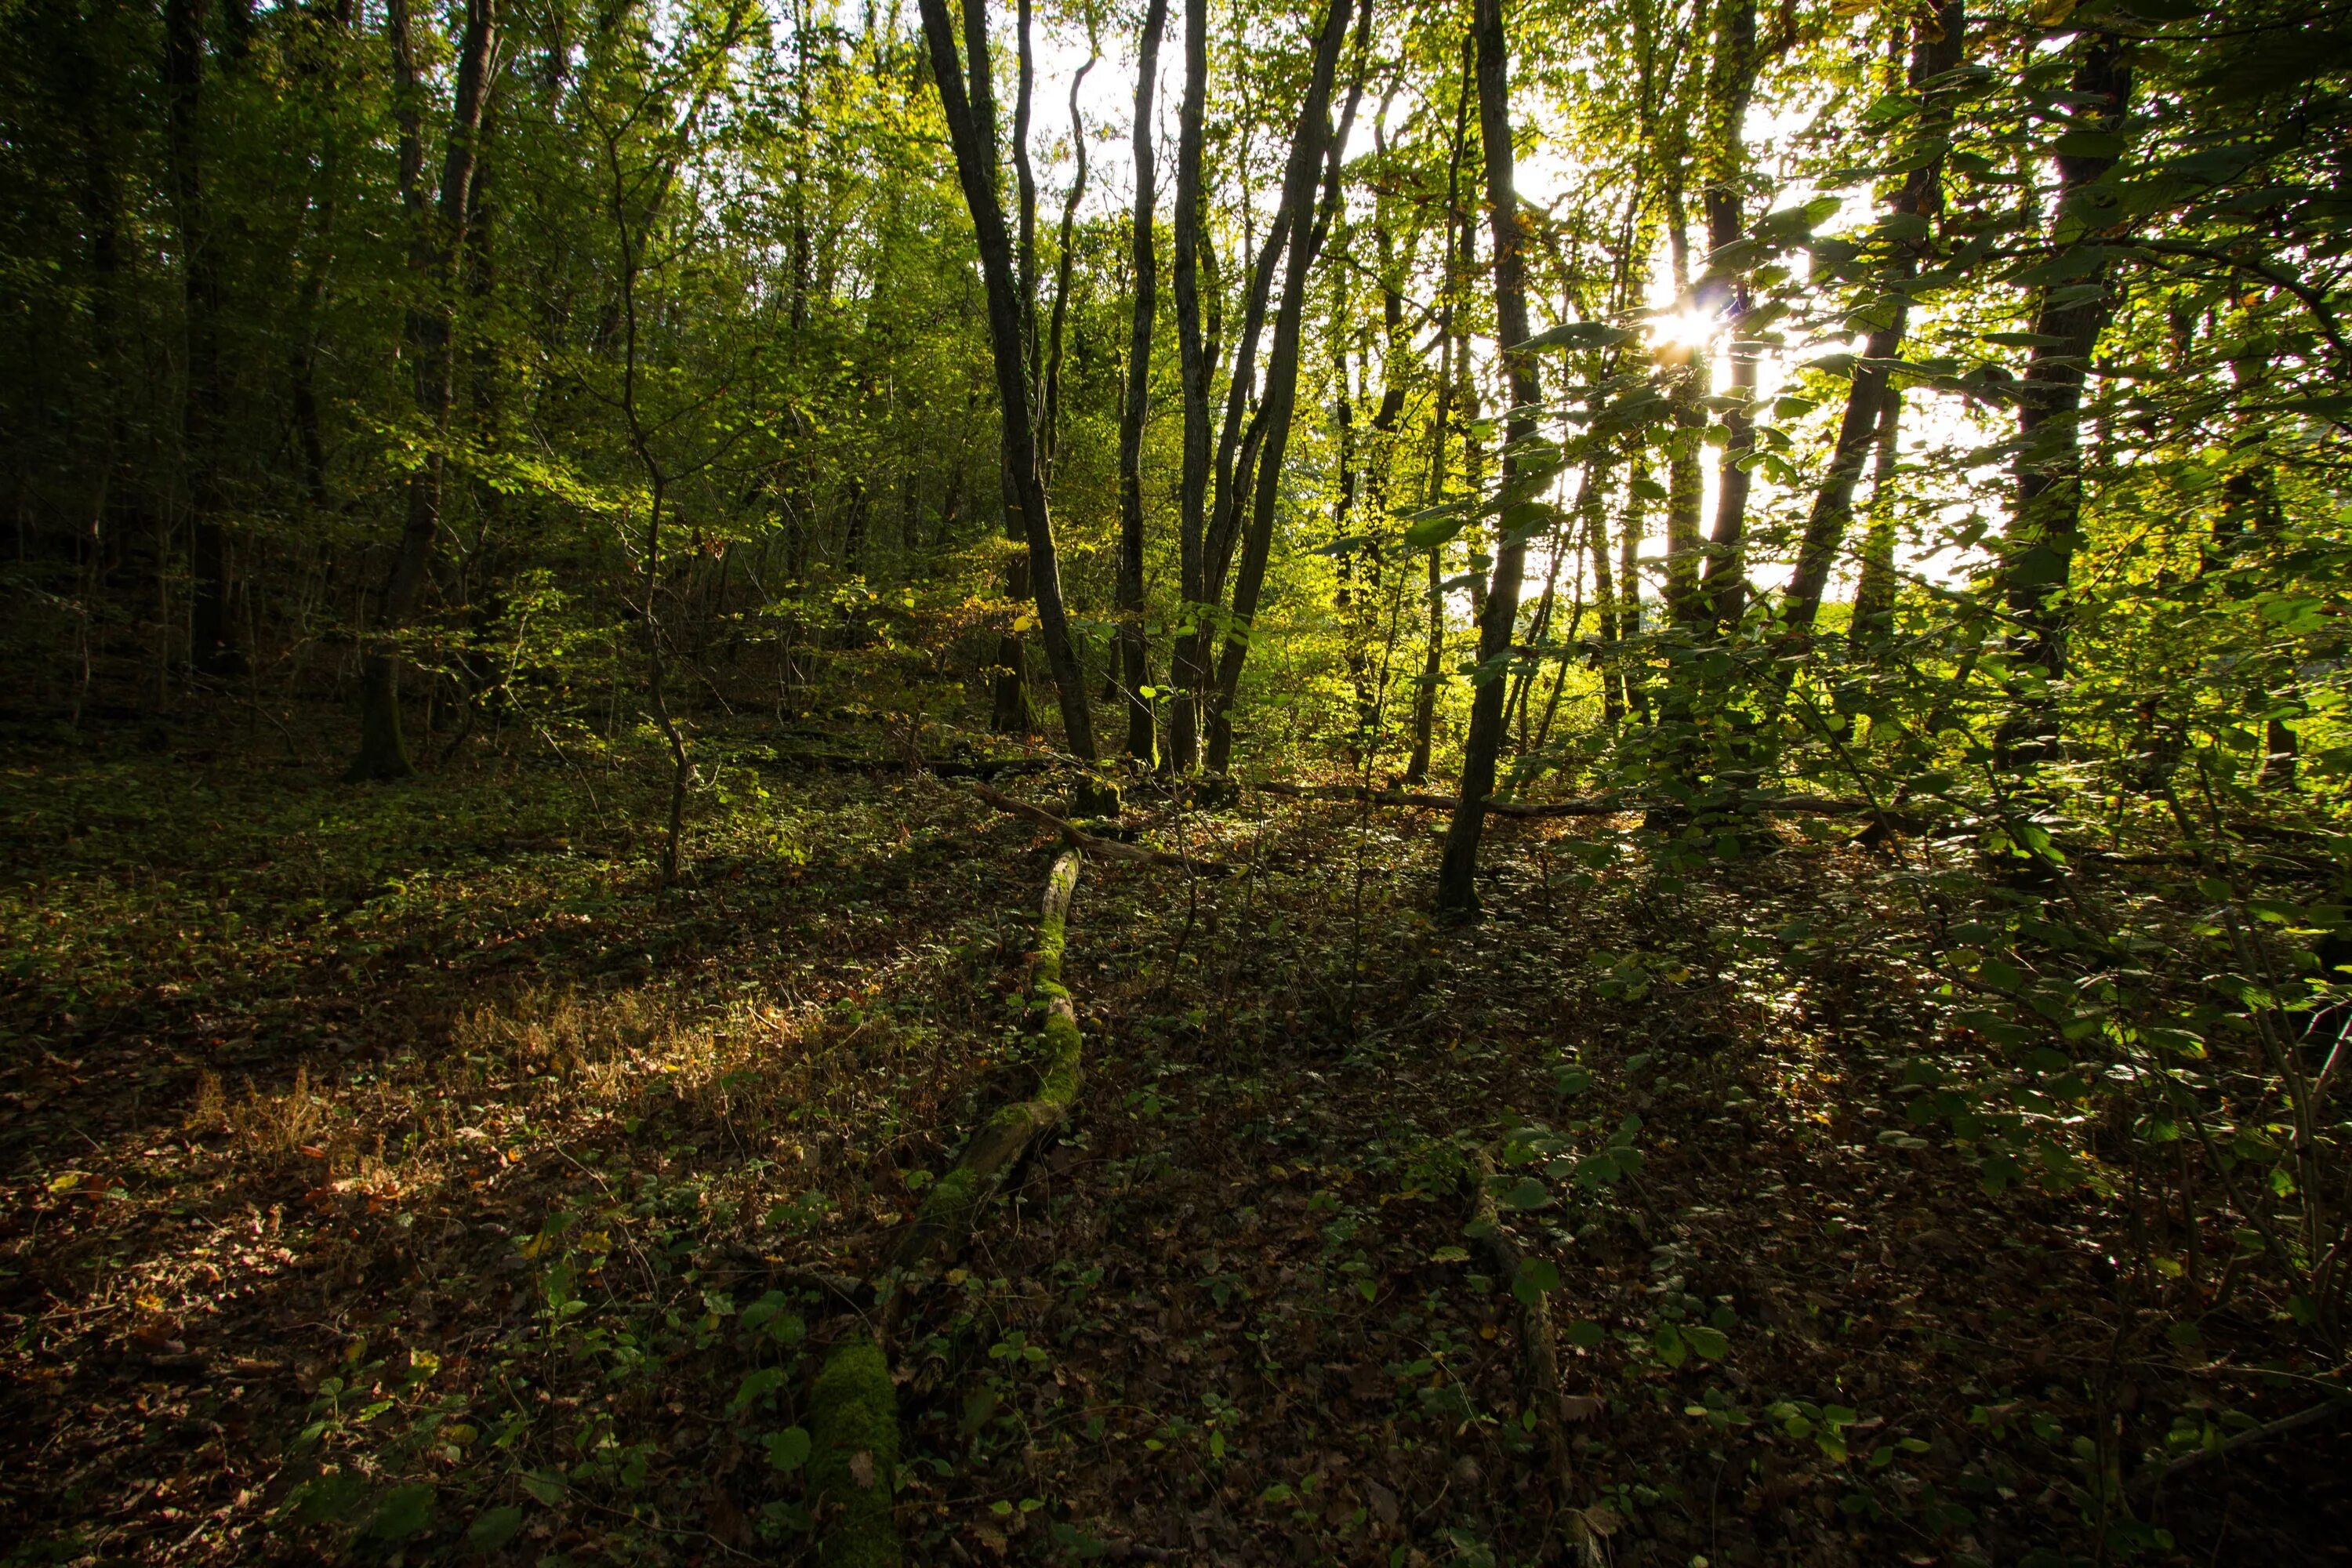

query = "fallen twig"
[1460,1142,1602,1564]
[2132,1395,2352,1501]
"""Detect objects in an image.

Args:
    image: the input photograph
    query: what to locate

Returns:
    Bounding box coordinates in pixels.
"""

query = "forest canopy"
[3,0,2351,1559]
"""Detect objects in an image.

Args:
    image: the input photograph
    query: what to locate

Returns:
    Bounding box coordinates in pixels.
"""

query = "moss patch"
[809,1336,900,1568]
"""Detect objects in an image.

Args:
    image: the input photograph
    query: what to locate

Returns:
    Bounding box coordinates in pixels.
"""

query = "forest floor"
[2,710,2348,1568]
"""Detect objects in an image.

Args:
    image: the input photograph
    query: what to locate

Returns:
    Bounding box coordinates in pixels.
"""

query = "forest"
[2,0,2350,1559]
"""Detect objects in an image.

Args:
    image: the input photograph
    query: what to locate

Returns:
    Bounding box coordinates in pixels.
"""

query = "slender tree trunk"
[1698,0,1760,626]
[1782,0,1965,641]
[1661,182,1708,626]
[1406,550,1446,785]
[1040,47,1094,477]
[164,0,243,678]
[1331,303,1370,742]
[287,0,353,514]
[918,0,1098,759]
[1587,454,1622,724]
[1205,0,1367,773]
[1404,45,1475,787]
[350,0,497,780]
[1116,0,1169,762]
[1436,0,1539,915]
[1852,381,1901,637]
[1167,0,1210,771]
[1619,447,1649,719]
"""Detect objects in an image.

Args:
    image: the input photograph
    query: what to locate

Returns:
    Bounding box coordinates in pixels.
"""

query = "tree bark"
[918,0,1098,760]
[1851,380,1901,637]
[1404,45,1476,788]
[1116,0,1169,763]
[1436,0,1540,915]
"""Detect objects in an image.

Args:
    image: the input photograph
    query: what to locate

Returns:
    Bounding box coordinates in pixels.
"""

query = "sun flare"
[1650,306,1722,353]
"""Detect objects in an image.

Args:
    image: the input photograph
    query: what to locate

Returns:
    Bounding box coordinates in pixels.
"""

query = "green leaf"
[365,1482,437,1543]
[469,1505,525,1552]
[1518,320,1638,353]
[1685,1325,1730,1359]
[1499,1176,1552,1210]
[729,1367,786,1417]
[520,1468,567,1507]
[1513,1258,1562,1307]
[288,1468,371,1526]
[1563,1320,1606,1350]
[768,1425,812,1472]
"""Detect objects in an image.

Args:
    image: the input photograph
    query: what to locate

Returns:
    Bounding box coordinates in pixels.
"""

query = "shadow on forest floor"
[2,710,2346,1567]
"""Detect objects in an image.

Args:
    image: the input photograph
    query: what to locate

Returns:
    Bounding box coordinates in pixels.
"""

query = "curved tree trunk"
[1780,0,1965,644]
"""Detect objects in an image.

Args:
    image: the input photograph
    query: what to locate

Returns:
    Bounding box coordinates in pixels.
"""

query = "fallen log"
[806,1336,900,1568]
[970,782,1232,874]
[1249,779,1918,823]
[752,750,1054,779]
[1459,1143,1602,1564]
[891,848,1085,1272]
[810,848,1093,1566]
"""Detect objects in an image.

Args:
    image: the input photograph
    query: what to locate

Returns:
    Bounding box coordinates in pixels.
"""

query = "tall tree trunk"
[1699,0,1761,627]
[1404,43,1476,787]
[2000,34,2132,763]
[350,0,498,780]
[1204,0,1367,773]
[1331,298,1371,742]
[1661,181,1708,626]
[1693,0,1769,625]
[1436,0,1539,915]
[1619,447,1649,719]
[1183,173,1298,765]
[1588,455,1622,725]
[1167,0,1210,771]
[1116,0,1171,762]
[1782,0,1965,641]
[918,0,1098,759]
[164,0,241,677]
[1040,41,1094,476]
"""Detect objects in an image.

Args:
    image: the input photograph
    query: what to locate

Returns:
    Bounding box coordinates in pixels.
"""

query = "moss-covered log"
[808,1335,901,1568]
[893,848,1085,1272]
[810,848,1093,1567]
[971,783,1232,873]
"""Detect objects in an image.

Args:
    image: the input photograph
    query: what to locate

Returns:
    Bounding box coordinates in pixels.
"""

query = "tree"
[1116,0,1172,763]
[1436,0,1541,916]
[916,0,1098,763]
[348,0,500,781]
